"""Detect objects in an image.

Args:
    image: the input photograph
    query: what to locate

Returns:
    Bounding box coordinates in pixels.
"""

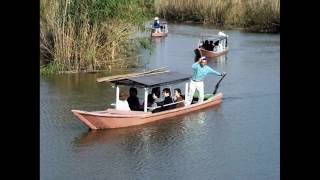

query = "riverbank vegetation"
[41,0,280,75]
[40,0,154,75]
[154,0,280,32]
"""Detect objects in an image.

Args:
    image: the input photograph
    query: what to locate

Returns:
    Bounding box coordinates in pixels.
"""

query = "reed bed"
[40,0,153,74]
[40,0,280,75]
[155,0,280,32]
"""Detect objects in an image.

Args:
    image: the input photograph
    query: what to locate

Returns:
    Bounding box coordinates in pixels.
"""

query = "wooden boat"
[71,71,225,130]
[195,33,229,59]
[151,32,168,37]
[151,22,168,37]
[197,48,228,58]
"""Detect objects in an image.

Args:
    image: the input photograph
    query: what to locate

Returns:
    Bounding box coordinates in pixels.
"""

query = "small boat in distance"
[195,32,229,59]
[151,19,168,37]
[71,69,226,130]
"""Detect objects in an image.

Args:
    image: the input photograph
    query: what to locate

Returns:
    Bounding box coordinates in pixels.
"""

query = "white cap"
[218,31,226,36]
[154,17,159,20]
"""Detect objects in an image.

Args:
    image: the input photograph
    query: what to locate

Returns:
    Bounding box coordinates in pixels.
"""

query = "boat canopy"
[200,35,227,41]
[110,71,192,88]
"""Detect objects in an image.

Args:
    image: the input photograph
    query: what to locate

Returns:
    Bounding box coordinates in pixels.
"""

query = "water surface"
[40,24,280,180]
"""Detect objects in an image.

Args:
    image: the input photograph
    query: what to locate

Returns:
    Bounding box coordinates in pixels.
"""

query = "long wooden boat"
[195,33,229,59]
[151,32,168,37]
[71,71,226,130]
[197,48,229,58]
[72,93,222,129]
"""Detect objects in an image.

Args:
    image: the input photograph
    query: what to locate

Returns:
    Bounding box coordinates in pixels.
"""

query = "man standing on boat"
[185,56,225,105]
[218,30,227,37]
[153,17,161,33]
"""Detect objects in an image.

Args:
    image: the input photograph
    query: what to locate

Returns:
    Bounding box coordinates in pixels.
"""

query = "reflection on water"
[152,36,167,44]
[206,54,228,67]
[41,24,279,180]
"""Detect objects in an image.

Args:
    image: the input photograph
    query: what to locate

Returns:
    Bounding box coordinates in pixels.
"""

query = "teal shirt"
[191,62,221,81]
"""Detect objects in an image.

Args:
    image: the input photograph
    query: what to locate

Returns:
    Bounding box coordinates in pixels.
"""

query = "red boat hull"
[198,48,228,58]
[72,93,223,129]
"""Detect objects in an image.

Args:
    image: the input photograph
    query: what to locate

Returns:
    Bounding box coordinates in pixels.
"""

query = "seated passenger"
[173,88,185,108]
[214,40,219,46]
[208,40,214,51]
[149,91,162,113]
[127,87,141,111]
[155,88,175,112]
[148,87,160,107]
[203,40,209,50]
[116,91,130,111]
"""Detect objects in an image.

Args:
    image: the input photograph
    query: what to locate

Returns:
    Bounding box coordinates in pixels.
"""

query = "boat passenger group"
[195,31,228,57]
[199,39,220,51]
[116,56,226,113]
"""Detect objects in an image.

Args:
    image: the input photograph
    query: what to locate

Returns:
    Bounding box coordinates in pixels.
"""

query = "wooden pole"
[116,85,119,107]
[185,82,189,98]
[213,73,226,94]
[144,88,148,112]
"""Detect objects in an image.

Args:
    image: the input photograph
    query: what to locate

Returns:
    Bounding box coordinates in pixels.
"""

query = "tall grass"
[155,0,280,32]
[40,0,154,74]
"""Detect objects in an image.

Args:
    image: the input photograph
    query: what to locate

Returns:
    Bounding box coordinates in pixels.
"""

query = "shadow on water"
[151,36,167,43]
[222,92,279,102]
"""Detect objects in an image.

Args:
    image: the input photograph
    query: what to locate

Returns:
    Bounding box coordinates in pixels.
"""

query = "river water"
[40,24,280,180]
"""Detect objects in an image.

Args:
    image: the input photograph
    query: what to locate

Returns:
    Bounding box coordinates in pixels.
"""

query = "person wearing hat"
[153,17,161,33]
[218,30,227,37]
[185,56,225,105]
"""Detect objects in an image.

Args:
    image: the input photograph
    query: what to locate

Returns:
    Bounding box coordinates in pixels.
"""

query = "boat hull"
[151,32,168,37]
[198,48,228,58]
[72,93,223,130]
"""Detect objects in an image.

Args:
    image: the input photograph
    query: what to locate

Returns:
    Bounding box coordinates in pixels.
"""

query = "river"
[40,23,280,180]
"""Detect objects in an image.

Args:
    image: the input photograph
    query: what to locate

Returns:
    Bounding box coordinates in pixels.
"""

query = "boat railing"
[151,25,168,34]
[147,100,185,110]
[111,100,184,111]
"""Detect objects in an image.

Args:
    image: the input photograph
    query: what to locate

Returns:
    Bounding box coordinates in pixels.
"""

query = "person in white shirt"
[116,91,131,111]
[218,31,227,37]
[217,31,228,50]
[185,56,225,105]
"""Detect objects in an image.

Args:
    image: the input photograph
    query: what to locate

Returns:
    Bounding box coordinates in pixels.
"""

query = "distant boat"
[151,22,168,37]
[195,33,229,58]
[72,70,225,130]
